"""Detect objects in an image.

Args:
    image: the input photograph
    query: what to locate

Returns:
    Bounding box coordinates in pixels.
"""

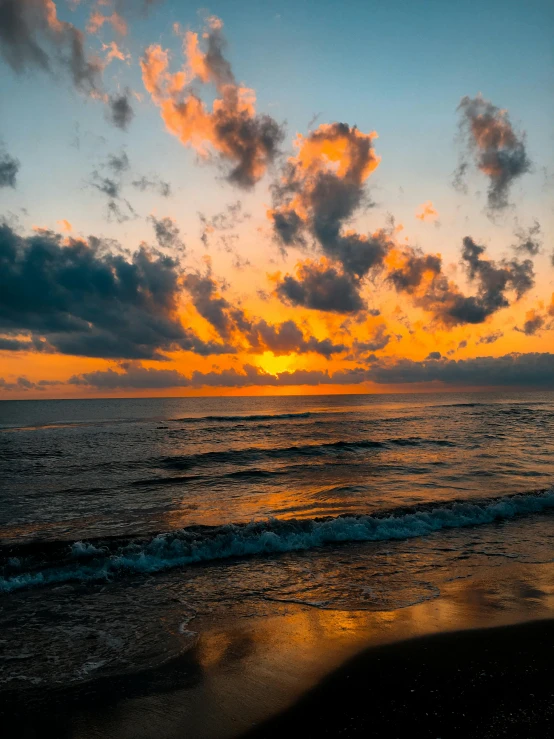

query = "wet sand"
[243,618,554,738]
[2,561,554,739]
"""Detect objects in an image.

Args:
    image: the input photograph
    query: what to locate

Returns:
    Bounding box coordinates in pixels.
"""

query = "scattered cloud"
[148,215,185,253]
[0,0,102,95]
[512,219,542,256]
[415,201,439,223]
[107,90,134,130]
[140,16,285,188]
[386,236,534,325]
[0,147,19,188]
[132,175,172,197]
[455,94,531,211]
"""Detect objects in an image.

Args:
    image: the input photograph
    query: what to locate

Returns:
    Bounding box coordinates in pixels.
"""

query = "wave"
[2,489,553,594]
[173,411,316,424]
[158,437,455,471]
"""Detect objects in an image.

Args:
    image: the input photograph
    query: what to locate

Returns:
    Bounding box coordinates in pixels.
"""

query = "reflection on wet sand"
[52,561,554,739]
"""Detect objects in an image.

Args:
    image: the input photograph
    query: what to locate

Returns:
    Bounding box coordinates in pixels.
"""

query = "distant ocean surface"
[1,392,554,690]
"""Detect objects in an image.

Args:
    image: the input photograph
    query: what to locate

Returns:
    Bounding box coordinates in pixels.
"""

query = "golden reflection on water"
[180,562,554,739]
[67,562,554,739]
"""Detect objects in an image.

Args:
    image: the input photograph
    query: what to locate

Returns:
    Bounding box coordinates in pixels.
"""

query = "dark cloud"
[67,353,554,390]
[512,220,542,256]
[276,261,366,314]
[148,215,185,253]
[183,270,240,340]
[361,352,554,388]
[0,148,20,188]
[426,351,441,360]
[477,331,503,345]
[92,174,120,199]
[141,17,285,188]
[514,312,545,336]
[456,95,531,211]
[108,91,134,131]
[107,151,130,174]
[91,152,136,223]
[106,198,136,224]
[387,237,534,325]
[0,221,224,359]
[183,267,346,356]
[270,123,386,278]
[132,175,171,198]
[246,318,346,358]
[0,0,102,95]
[70,362,191,390]
[351,324,391,354]
[269,122,389,313]
[0,375,62,391]
[198,200,250,247]
[0,337,31,351]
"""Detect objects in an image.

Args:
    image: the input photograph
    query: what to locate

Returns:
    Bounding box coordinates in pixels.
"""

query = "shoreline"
[2,561,553,738]
[243,617,554,738]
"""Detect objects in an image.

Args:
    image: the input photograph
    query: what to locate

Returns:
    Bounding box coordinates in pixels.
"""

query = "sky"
[0,0,553,399]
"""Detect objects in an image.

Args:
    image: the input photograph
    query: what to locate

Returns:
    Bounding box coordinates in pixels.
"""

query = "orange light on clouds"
[415,201,439,222]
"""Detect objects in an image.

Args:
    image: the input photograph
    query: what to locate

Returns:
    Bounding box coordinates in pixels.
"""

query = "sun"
[254,351,298,376]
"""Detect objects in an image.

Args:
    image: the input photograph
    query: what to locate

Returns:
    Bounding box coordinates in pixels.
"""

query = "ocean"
[1,391,554,694]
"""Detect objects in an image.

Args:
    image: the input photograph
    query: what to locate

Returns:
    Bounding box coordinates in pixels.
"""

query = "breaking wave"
[2,489,553,594]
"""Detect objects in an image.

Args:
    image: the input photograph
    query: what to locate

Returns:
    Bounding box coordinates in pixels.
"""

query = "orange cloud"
[415,201,438,222]
[57,219,73,232]
[140,17,283,188]
[102,41,129,65]
[87,9,127,36]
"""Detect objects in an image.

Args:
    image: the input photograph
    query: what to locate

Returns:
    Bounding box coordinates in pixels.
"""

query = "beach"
[2,561,553,738]
[1,393,554,738]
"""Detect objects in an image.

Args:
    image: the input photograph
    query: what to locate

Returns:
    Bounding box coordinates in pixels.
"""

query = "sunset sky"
[1,0,553,398]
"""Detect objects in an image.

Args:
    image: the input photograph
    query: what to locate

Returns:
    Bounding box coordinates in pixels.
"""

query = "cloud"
[0,147,20,188]
[270,123,384,270]
[477,330,503,344]
[198,200,250,246]
[275,260,366,313]
[107,150,130,173]
[148,215,185,253]
[361,352,554,387]
[56,219,72,232]
[70,362,190,389]
[69,361,278,390]
[0,0,102,95]
[132,175,171,197]
[415,201,439,223]
[183,269,243,341]
[514,298,554,336]
[245,318,346,358]
[0,375,62,391]
[512,219,542,256]
[90,151,136,222]
[140,16,285,188]
[386,236,534,325]
[456,94,531,211]
[87,8,128,36]
[269,121,392,311]
[182,265,347,356]
[107,90,134,130]
[514,310,545,336]
[0,221,224,359]
[102,40,129,65]
[66,353,554,390]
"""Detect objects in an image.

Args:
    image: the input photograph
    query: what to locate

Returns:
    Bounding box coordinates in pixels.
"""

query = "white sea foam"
[1,489,553,593]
